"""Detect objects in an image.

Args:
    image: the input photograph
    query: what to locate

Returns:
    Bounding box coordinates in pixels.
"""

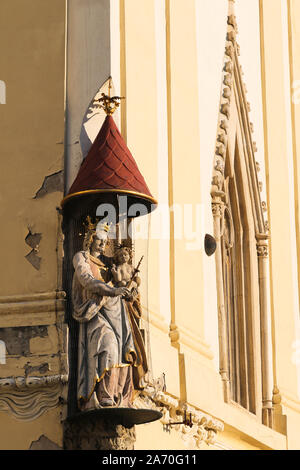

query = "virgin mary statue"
[71,219,148,411]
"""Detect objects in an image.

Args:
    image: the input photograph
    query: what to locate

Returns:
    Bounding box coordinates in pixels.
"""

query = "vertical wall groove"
[120,0,127,143]
[287,0,300,315]
[165,0,176,335]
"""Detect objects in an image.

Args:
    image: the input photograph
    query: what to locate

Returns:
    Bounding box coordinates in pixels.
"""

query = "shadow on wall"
[79,77,118,160]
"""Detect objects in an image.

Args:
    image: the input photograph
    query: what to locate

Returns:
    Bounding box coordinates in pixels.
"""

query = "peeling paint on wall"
[24,362,50,376]
[0,326,48,356]
[29,435,62,450]
[34,171,64,199]
[25,229,42,270]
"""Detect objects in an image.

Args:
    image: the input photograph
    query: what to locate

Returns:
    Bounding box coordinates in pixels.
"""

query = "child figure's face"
[117,249,130,264]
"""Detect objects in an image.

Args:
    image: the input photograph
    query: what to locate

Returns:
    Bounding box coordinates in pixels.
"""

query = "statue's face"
[91,234,107,254]
[117,249,130,264]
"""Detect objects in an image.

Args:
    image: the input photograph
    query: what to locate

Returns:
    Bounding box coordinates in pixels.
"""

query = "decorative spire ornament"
[94,77,125,116]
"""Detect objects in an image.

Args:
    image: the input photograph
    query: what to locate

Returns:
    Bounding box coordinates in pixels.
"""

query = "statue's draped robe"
[72,251,147,407]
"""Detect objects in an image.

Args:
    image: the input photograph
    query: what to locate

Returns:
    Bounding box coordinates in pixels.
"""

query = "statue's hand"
[114,287,131,298]
[111,264,118,280]
[111,264,117,274]
[124,292,134,302]
[131,287,139,298]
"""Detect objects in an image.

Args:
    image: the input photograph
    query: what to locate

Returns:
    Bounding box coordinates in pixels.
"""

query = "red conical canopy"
[61,115,156,207]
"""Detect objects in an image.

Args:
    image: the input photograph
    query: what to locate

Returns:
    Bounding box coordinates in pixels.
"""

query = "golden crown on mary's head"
[83,216,111,234]
[81,216,112,250]
[98,222,111,233]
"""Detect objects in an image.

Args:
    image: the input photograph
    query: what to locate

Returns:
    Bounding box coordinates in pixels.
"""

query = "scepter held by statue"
[126,256,144,290]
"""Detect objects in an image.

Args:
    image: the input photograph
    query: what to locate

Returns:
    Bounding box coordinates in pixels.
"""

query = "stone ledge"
[0,291,66,304]
[0,291,66,327]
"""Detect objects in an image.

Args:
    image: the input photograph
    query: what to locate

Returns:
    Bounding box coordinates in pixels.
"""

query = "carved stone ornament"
[225,45,234,60]
[212,202,224,218]
[262,201,268,213]
[224,60,233,74]
[257,243,268,258]
[220,102,230,120]
[63,416,136,450]
[0,375,68,421]
[223,73,233,88]
[216,142,226,158]
[133,382,224,449]
[215,159,225,173]
[217,132,227,145]
[211,175,223,192]
[220,119,229,133]
[227,14,238,31]
[223,87,231,100]
[264,220,270,232]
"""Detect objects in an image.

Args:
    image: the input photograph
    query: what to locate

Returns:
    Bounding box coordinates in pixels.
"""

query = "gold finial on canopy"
[94,77,125,115]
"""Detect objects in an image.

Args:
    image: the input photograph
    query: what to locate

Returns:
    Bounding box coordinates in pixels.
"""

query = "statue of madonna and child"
[71,218,148,412]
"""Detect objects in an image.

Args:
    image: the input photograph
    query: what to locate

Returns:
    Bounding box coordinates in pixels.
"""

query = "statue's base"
[66,407,162,428]
[63,408,162,450]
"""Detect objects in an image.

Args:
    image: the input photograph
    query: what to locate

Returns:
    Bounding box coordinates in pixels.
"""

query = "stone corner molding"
[0,374,68,421]
[134,384,224,449]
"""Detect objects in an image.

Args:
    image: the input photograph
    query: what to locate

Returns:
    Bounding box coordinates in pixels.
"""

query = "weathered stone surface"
[63,414,136,450]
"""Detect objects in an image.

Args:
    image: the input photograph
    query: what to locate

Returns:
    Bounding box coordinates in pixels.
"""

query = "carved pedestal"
[63,414,136,450]
[63,408,161,450]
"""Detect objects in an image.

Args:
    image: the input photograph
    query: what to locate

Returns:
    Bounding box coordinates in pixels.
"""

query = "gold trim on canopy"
[61,188,158,208]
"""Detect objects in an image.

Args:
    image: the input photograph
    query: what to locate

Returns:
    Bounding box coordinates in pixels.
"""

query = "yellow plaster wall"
[0,0,65,297]
[0,408,63,450]
[166,0,204,342]
[260,0,300,410]
[0,0,66,450]
[122,0,163,330]
[288,0,300,313]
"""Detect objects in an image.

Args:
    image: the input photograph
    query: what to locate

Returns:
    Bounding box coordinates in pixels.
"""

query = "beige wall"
[0,0,66,449]
[0,0,65,296]
[259,0,300,447]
